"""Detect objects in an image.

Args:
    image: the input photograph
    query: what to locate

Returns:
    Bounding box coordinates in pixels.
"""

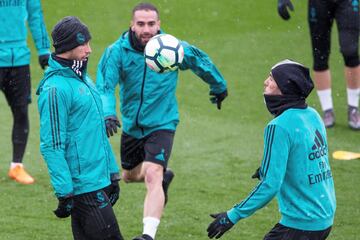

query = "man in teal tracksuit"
[0,0,50,184]
[96,3,227,240]
[207,60,336,240]
[37,16,123,240]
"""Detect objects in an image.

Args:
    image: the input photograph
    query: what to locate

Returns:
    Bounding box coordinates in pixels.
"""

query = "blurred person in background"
[0,0,50,184]
[277,0,360,130]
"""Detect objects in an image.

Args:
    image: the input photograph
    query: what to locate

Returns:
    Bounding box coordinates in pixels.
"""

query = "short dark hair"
[132,2,159,18]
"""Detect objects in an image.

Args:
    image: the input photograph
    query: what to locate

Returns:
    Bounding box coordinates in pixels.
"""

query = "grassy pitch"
[0,0,359,239]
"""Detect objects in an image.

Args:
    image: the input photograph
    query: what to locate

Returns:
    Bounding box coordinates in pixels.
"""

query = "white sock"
[10,162,23,169]
[317,89,333,111]
[143,217,160,239]
[347,88,360,108]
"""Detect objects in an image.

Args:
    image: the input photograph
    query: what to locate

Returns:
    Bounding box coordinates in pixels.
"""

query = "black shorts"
[121,130,175,170]
[71,189,123,240]
[263,223,331,240]
[0,65,31,106]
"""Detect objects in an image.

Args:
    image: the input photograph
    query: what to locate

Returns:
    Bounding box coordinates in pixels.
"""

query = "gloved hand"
[38,54,50,69]
[53,195,73,218]
[105,173,121,206]
[105,115,121,137]
[251,167,261,180]
[278,0,294,20]
[210,89,228,110]
[207,212,234,239]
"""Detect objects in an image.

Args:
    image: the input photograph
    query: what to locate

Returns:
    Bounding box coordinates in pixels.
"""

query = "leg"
[72,190,124,240]
[122,163,146,182]
[336,0,360,129]
[122,130,175,240]
[143,162,165,219]
[308,0,336,127]
[10,104,29,164]
[4,66,34,184]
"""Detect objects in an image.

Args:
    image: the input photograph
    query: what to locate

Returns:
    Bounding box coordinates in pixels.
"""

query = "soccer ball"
[144,34,184,73]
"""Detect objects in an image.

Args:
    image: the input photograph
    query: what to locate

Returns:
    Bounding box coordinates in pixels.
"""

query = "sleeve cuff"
[227,208,242,224]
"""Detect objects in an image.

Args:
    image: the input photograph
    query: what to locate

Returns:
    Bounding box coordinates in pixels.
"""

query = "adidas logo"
[155,149,165,161]
[308,129,327,161]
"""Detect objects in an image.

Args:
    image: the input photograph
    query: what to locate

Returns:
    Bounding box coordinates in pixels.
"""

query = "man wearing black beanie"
[207,60,335,240]
[37,16,124,240]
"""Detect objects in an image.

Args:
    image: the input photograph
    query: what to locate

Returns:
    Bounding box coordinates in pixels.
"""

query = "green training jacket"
[96,31,227,138]
[37,55,119,197]
[0,0,50,67]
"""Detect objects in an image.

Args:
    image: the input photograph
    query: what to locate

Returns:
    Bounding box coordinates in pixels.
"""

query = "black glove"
[278,0,294,20]
[105,173,121,206]
[105,115,121,137]
[251,167,261,180]
[53,195,73,218]
[210,89,228,110]
[38,54,50,69]
[207,212,234,239]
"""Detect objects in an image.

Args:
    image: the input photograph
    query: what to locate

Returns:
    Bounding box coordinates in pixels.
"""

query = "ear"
[130,20,134,31]
[157,20,161,31]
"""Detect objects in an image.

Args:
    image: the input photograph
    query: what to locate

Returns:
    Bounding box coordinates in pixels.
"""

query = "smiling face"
[264,75,282,95]
[131,9,160,46]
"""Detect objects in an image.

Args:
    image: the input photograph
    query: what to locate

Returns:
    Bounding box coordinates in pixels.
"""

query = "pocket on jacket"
[65,141,80,176]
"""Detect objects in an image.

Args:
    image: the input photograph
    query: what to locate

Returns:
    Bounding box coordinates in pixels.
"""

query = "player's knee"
[122,172,131,183]
[12,104,29,123]
[144,167,162,187]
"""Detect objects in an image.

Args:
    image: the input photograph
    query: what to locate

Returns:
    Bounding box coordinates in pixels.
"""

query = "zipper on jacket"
[82,78,111,174]
[135,63,147,136]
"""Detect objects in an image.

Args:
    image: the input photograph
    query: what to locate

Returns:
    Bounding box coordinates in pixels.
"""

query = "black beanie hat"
[51,16,91,54]
[271,59,314,98]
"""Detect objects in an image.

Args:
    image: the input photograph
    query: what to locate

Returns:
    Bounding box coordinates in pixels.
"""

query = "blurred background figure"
[278,0,360,130]
[0,0,51,184]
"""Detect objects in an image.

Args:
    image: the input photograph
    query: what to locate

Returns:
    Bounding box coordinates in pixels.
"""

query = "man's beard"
[138,33,155,46]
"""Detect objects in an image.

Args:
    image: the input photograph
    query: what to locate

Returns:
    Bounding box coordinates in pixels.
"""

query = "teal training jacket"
[0,0,50,67]
[96,31,227,138]
[227,107,336,231]
[37,55,119,197]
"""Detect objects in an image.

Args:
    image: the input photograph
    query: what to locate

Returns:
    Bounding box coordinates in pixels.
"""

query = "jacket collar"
[36,54,87,95]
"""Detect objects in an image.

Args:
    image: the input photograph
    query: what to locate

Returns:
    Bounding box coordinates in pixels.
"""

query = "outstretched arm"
[207,124,290,238]
[179,42,228,109]
[96,44,123,118]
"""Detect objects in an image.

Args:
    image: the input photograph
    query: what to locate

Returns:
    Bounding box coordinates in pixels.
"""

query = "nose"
[85,43,92,54]
[143,24,150,33]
